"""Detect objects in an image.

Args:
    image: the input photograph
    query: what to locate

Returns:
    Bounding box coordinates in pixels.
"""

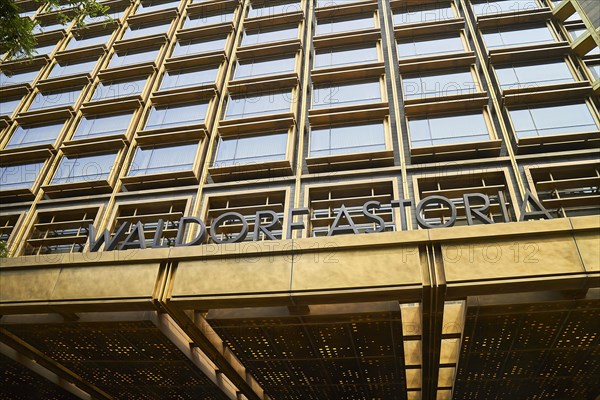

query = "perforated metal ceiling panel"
[3,321,230,400]
[209,309,408,400]
[0,353,80,400]
[453,298,600,400]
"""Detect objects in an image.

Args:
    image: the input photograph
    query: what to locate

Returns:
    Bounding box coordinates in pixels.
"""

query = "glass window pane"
[0,97,23,116]
[172,36,227,57]
[509,103,599,138]
[0,162,44,190]
[241,26,298,46]
[472,0,540,16]
[91,77,147,101]
[136,0,180,15]
[495,61,574,90]
[48,58,98,78]
[398,35,465,58]
[248,1,301,18]
[27,88,82,111]
[403,70,478,99]
[312,80,381,108]
[234,56,295,79]
[184,12,233,29]
[160,67,218,90]
[483,25,555,49]
[215,133,287,166]
[51,153,117,184]
[6,121,65,148]
[66,33,110,50]
[310,122,386,157]
[73,112,133,139]
[129,143,197,175]
[145,102,209,130]
[109,48,159,68]
[314,45,378,68]
[409,113,490,147]
[316,15,374,35]
[393,4,454,25]
[0,69,40,86]
[225,90,292,119]
[122,22,170,40]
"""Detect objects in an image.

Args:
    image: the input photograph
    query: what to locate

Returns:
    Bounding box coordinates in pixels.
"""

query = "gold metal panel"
[441,235,584,283]
[50,263,160,300]
[173,247,292,297]
[0,268,62,303]
[574,231,600,273]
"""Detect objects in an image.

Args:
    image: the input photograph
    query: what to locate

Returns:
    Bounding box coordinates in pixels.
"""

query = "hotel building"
[0,0,599,398]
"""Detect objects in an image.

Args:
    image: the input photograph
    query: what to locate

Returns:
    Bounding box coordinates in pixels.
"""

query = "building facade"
[0,0,599,398]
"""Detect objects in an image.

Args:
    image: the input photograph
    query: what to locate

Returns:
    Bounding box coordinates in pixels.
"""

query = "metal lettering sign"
[88,190,553,251]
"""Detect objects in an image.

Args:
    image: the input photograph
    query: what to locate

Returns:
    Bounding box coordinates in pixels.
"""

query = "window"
[113,200,188,248]
[204,191,286,242]
[310,121,386,157]
[183,11,233,29]
[109,47,159,68]
[172,36,228,57]
[144,102,210,130]
[51,152,117,184]
[6,121,65,148]
[121,21,171,40]
[0,69,40,87]
[472,0,540,16]
[416,171,514,226]
[586,62,600,81]
[159,67,218,90]
[136,0,180,14]
[0,162,44,191]
[247,0,301,18]
[241,25,298,46]
[309,181,396,237]
[65,33,110,50]
[508,102,599,138]
[32,21,68,35]
[225,90,292,119]
[72,112,134,140]
[312,80,381,109]
[568,27,587,40]
[0,215,19,243]
[84,9,123,24]
[403,70,479,99]
[495,61,575,90]
[27,87,83,111]
[408,112,490,147]
[214,133,287,166]
[0,97,23,116]
[316,14,374,36]
[31,42,57,56]
[482,25,555,50]
[128,143,197,176]
[316,0,364,7]
[90,77,147,101]
[528,163,600,218]
[24,208,99,255]
[393,3,455,25]
[398,34,465,58]
[234,56,295,79]
[314,44,378,68]
[48,58,98,79]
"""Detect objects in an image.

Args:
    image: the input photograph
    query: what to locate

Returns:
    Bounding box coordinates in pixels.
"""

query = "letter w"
[88,222,131,252]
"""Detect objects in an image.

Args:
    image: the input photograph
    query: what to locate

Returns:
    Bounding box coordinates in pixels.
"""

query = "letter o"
[210,212,248,244]
[416,195,457,229]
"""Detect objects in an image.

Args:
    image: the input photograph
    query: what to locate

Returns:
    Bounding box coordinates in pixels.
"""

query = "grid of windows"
[0,0,597,251]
